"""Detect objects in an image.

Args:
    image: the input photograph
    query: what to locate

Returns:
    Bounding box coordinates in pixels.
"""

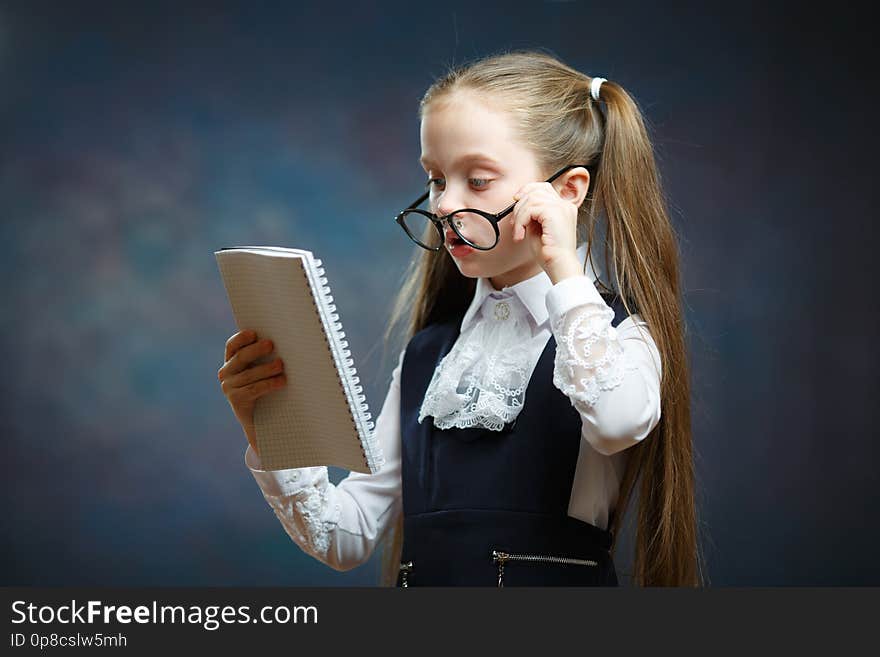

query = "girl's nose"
[436,204,456,218]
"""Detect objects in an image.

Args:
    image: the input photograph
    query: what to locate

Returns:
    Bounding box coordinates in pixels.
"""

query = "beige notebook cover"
[214,245,382,474]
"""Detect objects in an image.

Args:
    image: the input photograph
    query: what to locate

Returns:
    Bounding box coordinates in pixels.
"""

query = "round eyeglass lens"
[446,211,497,249]
[400,211,443,249]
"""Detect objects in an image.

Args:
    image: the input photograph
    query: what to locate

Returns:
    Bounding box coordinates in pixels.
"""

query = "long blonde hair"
[376,48,705,587]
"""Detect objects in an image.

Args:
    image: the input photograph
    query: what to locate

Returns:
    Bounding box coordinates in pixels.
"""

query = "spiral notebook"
[214,245,383,474]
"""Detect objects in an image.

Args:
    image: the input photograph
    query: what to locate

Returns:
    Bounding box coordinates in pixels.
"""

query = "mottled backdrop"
[2,0,876,586]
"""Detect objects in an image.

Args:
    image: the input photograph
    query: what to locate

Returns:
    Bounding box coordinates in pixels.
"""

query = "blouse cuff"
[545,274,608,324]
[245,443,328,498]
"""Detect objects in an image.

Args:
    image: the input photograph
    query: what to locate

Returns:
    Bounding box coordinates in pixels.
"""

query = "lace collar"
[418,242,600,432]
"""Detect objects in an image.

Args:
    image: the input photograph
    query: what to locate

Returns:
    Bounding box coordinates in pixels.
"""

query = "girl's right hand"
[217,329,287,455]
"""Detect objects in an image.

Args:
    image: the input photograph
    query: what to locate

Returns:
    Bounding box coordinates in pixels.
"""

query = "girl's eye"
[426,178,492,189]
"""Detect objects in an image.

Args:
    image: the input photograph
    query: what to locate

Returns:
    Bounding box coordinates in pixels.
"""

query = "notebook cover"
[215,247,380,473]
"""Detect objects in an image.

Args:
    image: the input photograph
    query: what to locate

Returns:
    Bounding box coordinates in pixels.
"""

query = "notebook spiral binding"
[299,255,384,475]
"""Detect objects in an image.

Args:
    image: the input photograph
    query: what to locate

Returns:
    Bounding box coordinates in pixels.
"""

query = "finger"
[222,338,275,379]
[514,201,532,242]
[540,181,561,198]
[512,181,543,202]
[224,329,258,363]
[509,194,531,241]
[522,184,560,205]
[511,197,549,242]
[219,331,259,381]
[229,373,287,404]
[222,357,284,393]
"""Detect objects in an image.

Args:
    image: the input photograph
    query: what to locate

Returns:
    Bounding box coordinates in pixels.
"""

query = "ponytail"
[593,78,704,586]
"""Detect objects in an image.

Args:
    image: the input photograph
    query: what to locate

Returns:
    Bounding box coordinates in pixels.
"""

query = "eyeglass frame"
[394,163,593,251]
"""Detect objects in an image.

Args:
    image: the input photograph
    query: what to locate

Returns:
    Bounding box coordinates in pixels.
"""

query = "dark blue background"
[2,0,876,586]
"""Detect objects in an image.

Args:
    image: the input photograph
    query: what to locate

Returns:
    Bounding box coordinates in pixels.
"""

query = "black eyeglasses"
[395,163,591,251]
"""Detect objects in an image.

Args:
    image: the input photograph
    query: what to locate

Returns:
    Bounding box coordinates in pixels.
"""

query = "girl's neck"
[488,259,544,290]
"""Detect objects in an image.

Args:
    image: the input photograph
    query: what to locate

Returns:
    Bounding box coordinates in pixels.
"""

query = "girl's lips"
[447,240,474,257]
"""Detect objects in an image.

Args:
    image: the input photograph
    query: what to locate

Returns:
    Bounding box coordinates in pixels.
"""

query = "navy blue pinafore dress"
[396,290,633,587]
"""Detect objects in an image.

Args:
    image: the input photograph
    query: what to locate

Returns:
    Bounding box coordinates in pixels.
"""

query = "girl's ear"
[555,167,591,206]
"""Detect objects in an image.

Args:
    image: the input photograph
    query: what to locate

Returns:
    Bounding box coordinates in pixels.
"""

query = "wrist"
[546,255,583,285]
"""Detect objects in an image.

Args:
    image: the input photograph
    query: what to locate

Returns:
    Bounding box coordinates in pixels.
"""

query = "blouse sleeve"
[545,275,663,456]
[244,348,405,572]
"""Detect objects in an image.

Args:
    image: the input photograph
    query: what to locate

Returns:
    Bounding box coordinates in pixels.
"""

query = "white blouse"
[244,242,663,572]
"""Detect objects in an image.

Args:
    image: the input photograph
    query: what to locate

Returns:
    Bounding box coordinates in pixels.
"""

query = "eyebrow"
[419,152,503,170]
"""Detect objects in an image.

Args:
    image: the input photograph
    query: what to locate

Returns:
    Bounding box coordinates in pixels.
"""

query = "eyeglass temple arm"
[406,191,430,211]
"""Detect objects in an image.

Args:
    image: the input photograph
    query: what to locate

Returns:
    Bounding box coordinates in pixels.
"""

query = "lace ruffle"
[418,294,534,431]
[264,468,342,559]
[551,301,640,408]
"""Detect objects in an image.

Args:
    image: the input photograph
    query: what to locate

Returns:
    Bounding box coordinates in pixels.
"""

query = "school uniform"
[245,242,663,585]
[396,285,634,586]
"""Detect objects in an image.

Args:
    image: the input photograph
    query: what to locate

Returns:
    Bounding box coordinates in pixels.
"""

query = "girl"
[218,50,702,587]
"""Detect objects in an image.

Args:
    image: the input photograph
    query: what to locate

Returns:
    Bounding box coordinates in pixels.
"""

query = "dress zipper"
[398,561,413,587]
[492,550,598,587]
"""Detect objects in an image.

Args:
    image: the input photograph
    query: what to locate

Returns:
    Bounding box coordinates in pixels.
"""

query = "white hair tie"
[590,77,607,101]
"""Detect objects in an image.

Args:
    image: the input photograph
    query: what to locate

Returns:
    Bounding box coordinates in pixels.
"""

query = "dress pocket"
[491,549,600,587]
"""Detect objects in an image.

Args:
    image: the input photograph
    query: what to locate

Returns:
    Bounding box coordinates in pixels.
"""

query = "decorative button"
[493,301,511,321]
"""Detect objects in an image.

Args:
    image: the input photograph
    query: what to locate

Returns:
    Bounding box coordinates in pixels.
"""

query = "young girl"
[218,50,702,587]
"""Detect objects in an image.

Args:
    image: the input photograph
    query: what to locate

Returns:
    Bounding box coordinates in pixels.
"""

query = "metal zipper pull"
[492,550,508,587]
[399,561,413,588]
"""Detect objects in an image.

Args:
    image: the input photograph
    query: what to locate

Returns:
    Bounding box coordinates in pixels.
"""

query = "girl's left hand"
[510,182,581,282]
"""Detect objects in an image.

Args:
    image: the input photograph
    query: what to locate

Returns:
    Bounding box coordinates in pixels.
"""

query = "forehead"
[419,92,524,169]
